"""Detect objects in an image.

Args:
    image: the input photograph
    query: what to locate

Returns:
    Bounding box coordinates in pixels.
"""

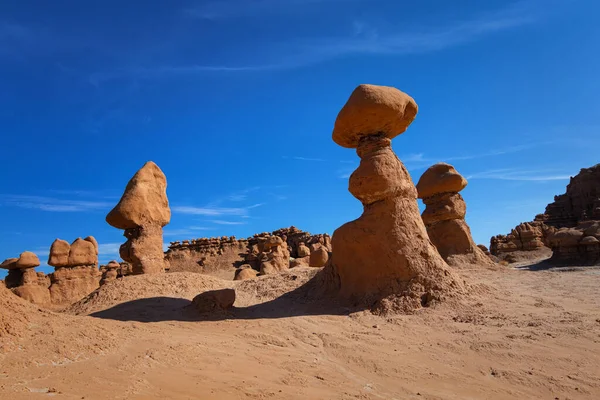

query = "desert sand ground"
[1,262,600,400]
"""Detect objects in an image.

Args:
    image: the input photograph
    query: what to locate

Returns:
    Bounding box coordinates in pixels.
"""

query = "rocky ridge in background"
[491,164,600,264]
[165,226,332,280]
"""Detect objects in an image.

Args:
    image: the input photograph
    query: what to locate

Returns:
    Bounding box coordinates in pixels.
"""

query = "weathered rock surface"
[543,164,600,227]
[490,220,556,259]
[327,84,463,312]
[100,260,121,285]
[233,267,258,281]
[417,163,494,267]
[47,237,101,305]
[490,164,599,264]
[166,227,331,279]
[547,220,600,265]
[309,247,329,268]
[107,161,170,275]
[1,252,50,305]
[48,239,70,267]
[332,84,418,149]
[192,288,235,312]
[257,236,290,275]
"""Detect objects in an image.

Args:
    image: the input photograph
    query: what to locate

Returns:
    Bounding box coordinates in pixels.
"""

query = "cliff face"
[543,164,600,228]
[490,164,600,264]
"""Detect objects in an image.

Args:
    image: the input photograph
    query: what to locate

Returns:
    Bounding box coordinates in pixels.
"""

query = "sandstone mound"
[0,283,34,338]
[416,163,495,267]
[107,161,170,275]
[327,84,464,313]
[69,272,229,315]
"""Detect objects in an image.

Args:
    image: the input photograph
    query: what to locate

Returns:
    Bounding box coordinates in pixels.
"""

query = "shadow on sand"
[89,270,351,323]
[515,258,600,272]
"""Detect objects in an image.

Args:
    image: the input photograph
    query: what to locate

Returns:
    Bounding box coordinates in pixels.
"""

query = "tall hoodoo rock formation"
[416,163,494,267]
[47,237,101,304]
[327,84,462,311]
[106,161,170,275]
[1,252,50,305]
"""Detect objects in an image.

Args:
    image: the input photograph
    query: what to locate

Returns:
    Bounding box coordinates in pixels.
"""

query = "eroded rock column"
[1,252,50,305]
[327,84,463,312]
[48,237,101,304]
[416,163,494,267]
[106,161,171,274]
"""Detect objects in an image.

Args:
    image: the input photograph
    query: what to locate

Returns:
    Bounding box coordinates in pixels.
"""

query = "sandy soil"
[1,264,600,400]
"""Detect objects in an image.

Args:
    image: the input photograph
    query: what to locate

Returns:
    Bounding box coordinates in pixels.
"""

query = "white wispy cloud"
[226,186,261,202]
[210,220,247,225]
[466,168,572,182]
[0,195,112,212]
[185,0,360,20]
[284,156,328,162]
[95,0,543,79]
[172,203,264,216]
[164,227,212,237]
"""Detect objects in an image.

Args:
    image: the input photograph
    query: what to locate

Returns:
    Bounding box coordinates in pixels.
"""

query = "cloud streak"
[93,0,541,79]
[0,195,112,212]
[210,220,247,225]
[172,203,263,216]
[466,168,572,182]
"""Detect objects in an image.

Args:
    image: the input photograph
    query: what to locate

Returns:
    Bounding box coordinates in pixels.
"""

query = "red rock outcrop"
[100,260,121,285]
[1,252,51,305]
[107,161,170,274]
[166,236,249,279]
[416,163,494,267]
[256,236,290,275]
[490,164,599,264]
[233,265,258,281]
[326,84,463,312]
[543,164,600,227]
[165,227,331,279]
[547,220,600,265]
[192,289,235,313]
[309,247,329,268]
[47,237,101,305]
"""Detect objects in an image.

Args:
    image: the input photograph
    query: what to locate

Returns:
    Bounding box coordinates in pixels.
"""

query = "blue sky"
[1,0,599,277]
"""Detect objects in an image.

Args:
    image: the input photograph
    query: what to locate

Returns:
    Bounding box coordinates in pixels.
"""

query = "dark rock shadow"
[89,269,350,323]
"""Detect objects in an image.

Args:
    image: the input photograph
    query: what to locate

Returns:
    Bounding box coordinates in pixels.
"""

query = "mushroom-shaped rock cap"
[332,84,418,148]
[416,163,468,199]
[16,251,41,269]
[2,252,41,270]
[106,161,171,229]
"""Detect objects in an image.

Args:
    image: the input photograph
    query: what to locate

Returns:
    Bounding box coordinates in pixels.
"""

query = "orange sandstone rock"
[327,85,463,312]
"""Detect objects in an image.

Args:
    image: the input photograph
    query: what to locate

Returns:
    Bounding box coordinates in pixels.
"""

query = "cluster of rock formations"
[546,221,600,264]
[0,236,101,306]
[326,84,463,311]
[491,164,600,265]
[166,226,332,280]
[106,161,171,275]
[416,163,494,267]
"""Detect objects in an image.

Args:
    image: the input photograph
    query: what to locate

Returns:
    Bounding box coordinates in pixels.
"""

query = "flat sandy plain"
[1,261,599,399]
